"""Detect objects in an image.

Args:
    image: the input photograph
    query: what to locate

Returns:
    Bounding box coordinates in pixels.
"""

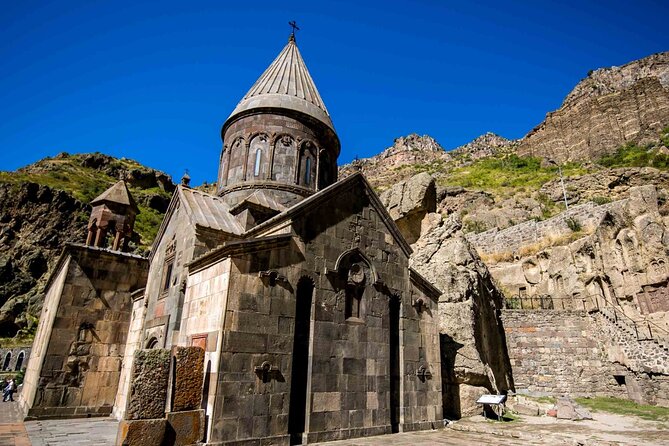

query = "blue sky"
[1,0,668,186]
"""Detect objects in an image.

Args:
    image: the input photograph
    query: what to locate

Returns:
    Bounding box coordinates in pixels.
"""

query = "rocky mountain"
[516,51,669,161]
[0,153,175,339]
[339,134,450,191]
[450,132,514,160]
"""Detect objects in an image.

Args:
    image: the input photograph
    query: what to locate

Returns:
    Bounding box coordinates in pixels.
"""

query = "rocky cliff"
[0,153,175,339]
[380,173,514,417]
[517,51,669,161]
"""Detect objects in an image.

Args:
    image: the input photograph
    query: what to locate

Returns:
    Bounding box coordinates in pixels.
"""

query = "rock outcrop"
[379,172,437,244]
[339,134,449,191]
[383,172,514,417]
[0,182,88,336]
[450,132,514,161]
[517,52,669,162]
[411,216,514,417]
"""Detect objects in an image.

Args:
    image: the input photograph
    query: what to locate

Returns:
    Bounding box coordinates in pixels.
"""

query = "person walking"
[3,378,15,402]
[2,378,10,402]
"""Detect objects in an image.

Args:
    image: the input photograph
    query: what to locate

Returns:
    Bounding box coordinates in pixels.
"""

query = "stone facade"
[20,244,148,419]
[181,174,443,445]
[0,346,30,373]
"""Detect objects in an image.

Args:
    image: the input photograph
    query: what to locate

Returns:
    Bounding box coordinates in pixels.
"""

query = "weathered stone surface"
[171,346,204,412]
[517,52,669,162]
[165,409,205,446]
[20,244,149,420]
[379,172,437,244]
[409,213,514,418]
[555,397,592,420]
[126,349,170,420]
[117,418,166,446]
[503,310,627,397]
[513,403,540,416]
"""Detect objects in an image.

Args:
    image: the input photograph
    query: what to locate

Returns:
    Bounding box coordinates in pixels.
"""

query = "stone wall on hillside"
[502,309,626,397]
[503,309,669,407]
[466,201,617,256]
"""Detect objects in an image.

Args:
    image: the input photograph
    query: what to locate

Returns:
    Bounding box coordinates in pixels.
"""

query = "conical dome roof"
[226,36,335,131]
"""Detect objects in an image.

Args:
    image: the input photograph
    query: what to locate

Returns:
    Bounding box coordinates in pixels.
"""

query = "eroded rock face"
[410,215,514,417]
[450,132,514,160]
[339,134,449,191]
[517,52,669,162]
[379,172,437,244]
[0,182,88,336]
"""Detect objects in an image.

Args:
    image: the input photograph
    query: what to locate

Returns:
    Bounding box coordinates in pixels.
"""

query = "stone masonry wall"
[502,309,626,397]
[22,245,148,419]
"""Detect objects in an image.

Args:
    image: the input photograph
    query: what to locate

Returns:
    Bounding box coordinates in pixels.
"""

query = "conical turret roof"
[90,180,139,212]
[226,36,335,131]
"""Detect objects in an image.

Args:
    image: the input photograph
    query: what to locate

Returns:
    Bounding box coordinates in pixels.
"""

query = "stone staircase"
[593,307,669,375]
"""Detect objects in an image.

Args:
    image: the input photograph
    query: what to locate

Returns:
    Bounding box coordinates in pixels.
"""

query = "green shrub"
[591,196,611,205]
[566,217,582,232]
[598,141,669,170]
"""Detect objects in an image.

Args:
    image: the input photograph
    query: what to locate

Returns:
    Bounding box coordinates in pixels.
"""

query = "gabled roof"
[244,172,413,257]
[150,186,243,260]
[90,180,138,211]
[179,187,244,234]
[226,36,335,132]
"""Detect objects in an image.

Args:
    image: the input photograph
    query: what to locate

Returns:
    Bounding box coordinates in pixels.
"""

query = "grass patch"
[598,141,669,169]
[575,397,669,422]
[441,154,588,197]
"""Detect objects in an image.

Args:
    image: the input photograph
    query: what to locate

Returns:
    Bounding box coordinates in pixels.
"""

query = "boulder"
[379,172,437,244]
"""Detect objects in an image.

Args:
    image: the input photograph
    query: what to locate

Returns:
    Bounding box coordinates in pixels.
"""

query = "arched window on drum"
[247,134,269,180]
[299,142,316,187]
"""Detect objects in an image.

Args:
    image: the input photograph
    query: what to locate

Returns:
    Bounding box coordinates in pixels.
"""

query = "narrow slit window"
[162,260,173,292]
[304,158,311,185]
[254,149,262,177]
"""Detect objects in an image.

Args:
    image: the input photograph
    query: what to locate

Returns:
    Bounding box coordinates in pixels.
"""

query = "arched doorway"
[15,351,25,371]
[2,352,11,371]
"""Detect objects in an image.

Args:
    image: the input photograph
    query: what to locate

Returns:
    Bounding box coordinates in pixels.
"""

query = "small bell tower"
[85,180,139,251]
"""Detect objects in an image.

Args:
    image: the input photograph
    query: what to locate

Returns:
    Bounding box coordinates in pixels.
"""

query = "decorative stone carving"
[280,135,293,147]
[254,360,280,383]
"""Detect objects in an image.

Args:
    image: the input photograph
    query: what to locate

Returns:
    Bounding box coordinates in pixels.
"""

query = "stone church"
[20,33,444,445]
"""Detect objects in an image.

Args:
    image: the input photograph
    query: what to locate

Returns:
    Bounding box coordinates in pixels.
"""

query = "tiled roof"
[178,187,243,235]
[90,180,138,211]
[227,37,334,131]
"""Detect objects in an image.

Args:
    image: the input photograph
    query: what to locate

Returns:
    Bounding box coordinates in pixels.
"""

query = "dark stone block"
[343,357,365,375]
[165,409,205,446]
[117,419,166,446]
[224,331,267,353]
